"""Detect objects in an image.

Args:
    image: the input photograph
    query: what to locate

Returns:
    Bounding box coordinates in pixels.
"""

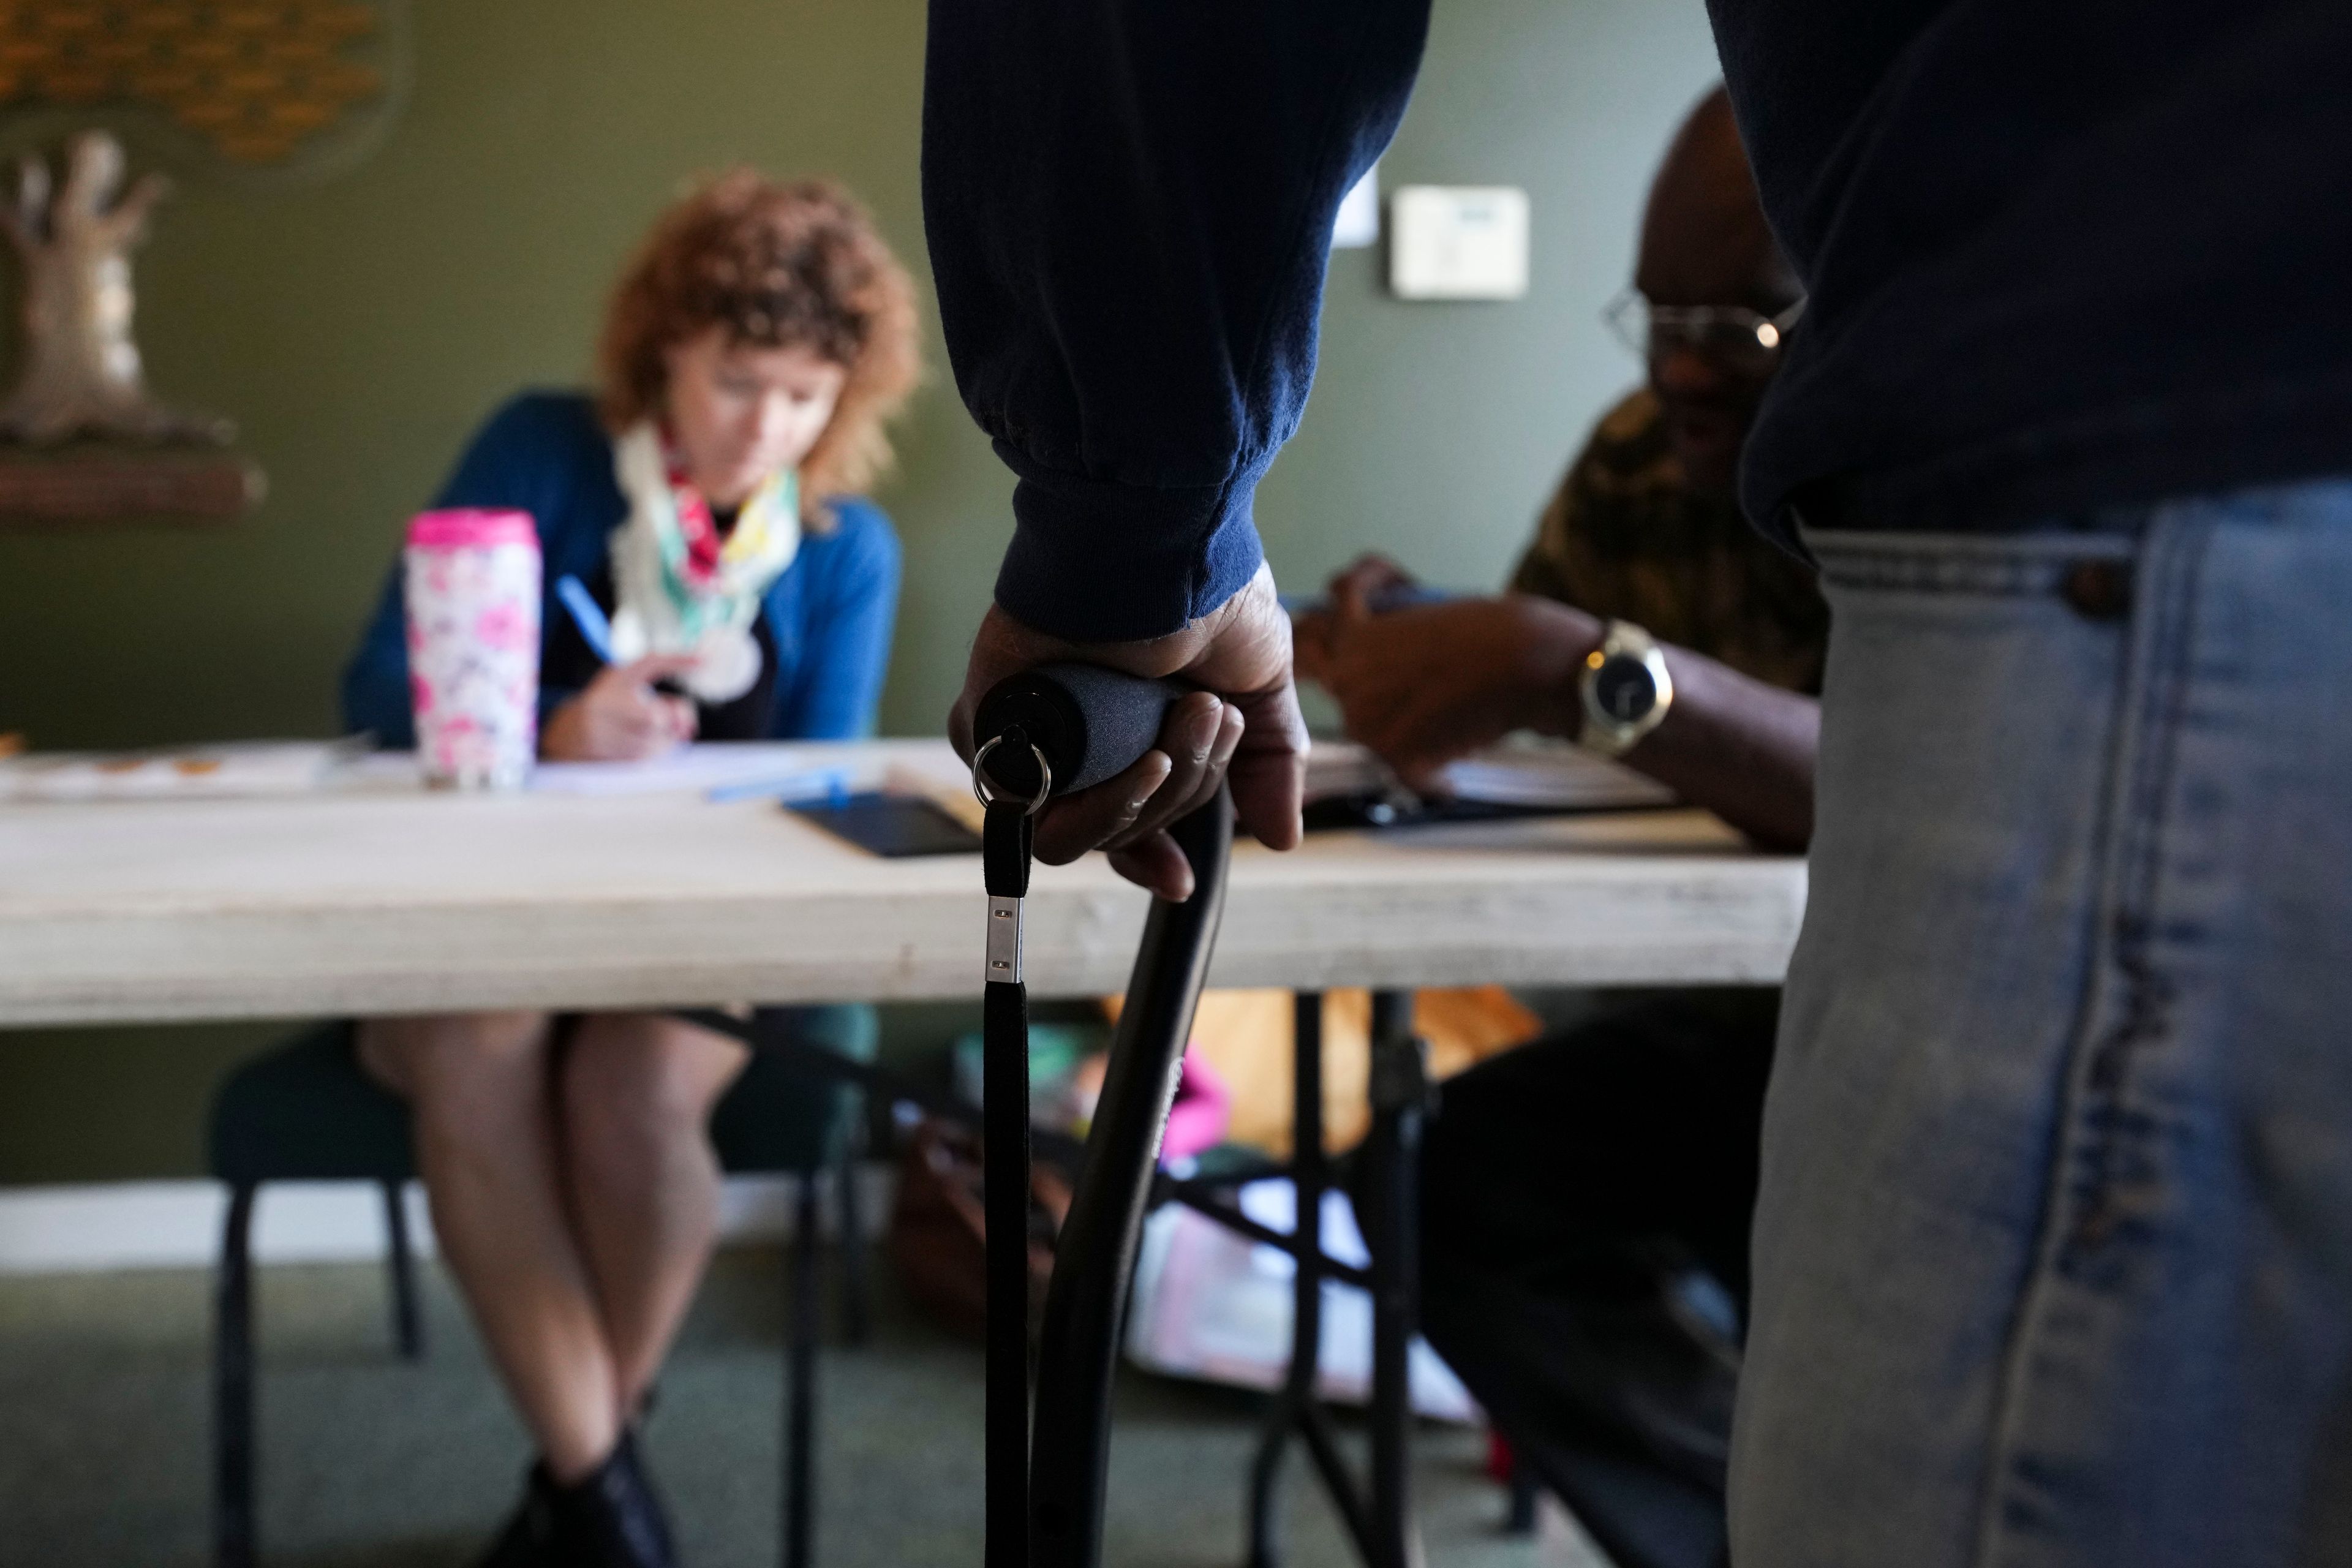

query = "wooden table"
[0,740,1804,1028]
[0,737,1805,1568]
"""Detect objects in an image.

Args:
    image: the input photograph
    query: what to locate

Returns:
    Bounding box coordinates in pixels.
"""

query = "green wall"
[0,0,1719,1182]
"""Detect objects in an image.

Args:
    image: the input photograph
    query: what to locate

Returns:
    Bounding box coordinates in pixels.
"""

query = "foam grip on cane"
[974,663,1184,801]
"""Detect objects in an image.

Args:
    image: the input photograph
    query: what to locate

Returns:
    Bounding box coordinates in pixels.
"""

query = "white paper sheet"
[1125,1176,1477,1421]
[525,744,862,799]
[1306,736,1675,811]
[0,740,361,802]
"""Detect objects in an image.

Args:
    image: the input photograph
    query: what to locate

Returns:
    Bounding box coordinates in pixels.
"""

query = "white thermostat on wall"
[1388,185,1530,301]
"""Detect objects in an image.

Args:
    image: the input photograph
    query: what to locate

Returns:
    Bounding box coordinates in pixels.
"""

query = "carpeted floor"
[0,1242,1599,1567]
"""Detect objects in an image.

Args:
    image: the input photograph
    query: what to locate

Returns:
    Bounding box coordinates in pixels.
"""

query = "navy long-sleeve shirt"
[922,0,1428,643]
[342,391,899,746]
[924,0,2352,636]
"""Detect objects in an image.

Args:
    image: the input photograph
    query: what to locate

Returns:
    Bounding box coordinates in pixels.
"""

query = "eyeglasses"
[1604,290,1806,375]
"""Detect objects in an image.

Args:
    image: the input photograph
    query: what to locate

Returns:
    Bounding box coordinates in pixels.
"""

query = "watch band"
[1577,619,1674,756]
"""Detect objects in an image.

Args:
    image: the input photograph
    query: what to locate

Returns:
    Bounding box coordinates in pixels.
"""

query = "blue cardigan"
[341,391,900,746]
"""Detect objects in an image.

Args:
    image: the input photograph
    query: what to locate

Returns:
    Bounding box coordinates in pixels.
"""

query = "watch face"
[1592,657,1658,723]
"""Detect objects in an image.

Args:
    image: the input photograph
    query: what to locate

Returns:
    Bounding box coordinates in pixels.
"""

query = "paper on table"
[340,744,970,807]
[0,739,363,802]
[1305,735,1675,811]
[525,744,855,798]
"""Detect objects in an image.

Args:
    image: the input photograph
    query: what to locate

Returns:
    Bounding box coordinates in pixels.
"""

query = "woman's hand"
[1316,585,1602,791]
[540,654,699,762]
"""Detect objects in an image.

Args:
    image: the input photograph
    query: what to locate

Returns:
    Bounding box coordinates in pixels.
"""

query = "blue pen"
[557,576,693,697]
[706,767,853,805]
[556,576,617,663]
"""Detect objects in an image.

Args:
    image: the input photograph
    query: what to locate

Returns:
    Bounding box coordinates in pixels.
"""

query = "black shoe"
[472,1464,560,1568]
[547,1430,677,1568]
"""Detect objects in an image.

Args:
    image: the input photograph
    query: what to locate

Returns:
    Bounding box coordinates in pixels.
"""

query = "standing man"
[924,4,2352,1567]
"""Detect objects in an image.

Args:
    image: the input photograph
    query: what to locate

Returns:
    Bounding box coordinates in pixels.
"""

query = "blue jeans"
[1732,479,2352,1567]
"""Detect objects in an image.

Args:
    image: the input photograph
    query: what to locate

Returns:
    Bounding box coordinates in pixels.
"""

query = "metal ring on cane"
[971,735,1054,816]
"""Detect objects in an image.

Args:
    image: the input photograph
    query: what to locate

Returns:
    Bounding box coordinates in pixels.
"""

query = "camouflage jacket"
[1510,389,1828,695]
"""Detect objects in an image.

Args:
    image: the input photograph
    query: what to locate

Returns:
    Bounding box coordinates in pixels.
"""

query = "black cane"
[971,664,1232,1568]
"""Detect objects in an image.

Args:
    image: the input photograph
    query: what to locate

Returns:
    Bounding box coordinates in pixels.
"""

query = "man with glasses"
[1295,88,1820,1568]
[1298,88,1824,781]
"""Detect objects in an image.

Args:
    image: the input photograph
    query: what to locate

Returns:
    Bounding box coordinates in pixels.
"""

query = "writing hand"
[540,654,700,762]
[1316,584,1600,791]
[1295,553,1420,684]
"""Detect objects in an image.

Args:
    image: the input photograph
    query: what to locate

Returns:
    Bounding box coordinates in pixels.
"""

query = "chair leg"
[784,1174,822,1568]
[832,1118,870,1347]
[215,1184,258,1568]
[382,1180,425,1361]
[1505,1461,1541,1536]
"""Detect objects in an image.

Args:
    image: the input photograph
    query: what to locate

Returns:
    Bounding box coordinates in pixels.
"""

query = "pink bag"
[1161,1046,1233,1163]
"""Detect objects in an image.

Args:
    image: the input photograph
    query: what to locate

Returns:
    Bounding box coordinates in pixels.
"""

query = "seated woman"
[340,172,918,1568]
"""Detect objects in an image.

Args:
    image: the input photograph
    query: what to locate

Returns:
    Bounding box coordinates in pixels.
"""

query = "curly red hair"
[597,171,920,527]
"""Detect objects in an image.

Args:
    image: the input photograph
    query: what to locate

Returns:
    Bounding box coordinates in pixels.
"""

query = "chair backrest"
[208,1008,881,1187]
[709,1004,879,1177]
[208,1022,416,1186]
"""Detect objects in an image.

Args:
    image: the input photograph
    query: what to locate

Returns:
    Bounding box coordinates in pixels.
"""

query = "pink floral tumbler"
[403,508,541,790]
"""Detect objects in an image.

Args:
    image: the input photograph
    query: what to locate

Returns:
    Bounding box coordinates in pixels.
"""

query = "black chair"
[206,1011,875,1568]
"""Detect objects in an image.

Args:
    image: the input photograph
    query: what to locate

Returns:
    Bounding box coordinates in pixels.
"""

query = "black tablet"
[790,791,983,858]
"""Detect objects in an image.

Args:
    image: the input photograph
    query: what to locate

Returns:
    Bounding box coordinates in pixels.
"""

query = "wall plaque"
[0,1,411,184]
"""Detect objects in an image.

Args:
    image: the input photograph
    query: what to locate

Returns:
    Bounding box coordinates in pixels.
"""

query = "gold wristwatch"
[1577,619,1673,756]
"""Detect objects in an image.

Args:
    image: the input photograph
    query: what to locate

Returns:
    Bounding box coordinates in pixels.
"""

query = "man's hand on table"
[950,562,1307,903]
[1299,557,1820,850]
[541,654,699,763]
[1299,559,1602,791]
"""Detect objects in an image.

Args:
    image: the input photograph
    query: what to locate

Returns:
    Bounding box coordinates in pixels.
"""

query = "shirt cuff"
[535,687,582,741]
[990,442,1268,643]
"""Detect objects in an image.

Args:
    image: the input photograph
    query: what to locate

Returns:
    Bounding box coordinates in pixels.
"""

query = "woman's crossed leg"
[358,1009,748,1483]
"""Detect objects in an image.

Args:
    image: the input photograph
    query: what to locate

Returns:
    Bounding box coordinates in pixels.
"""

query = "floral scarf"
[607,421,800,703]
